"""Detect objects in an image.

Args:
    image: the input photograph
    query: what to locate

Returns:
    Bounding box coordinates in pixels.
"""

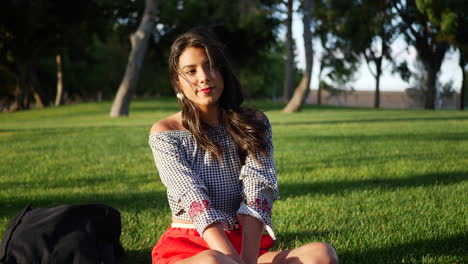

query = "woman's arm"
[236,117,279,263]
[238,214,263,264]
[237,118,279,239]
[203,223,245,264]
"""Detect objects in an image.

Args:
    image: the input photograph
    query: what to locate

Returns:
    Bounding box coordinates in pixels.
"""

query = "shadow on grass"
[279,131,468,143]
[0,188,168,219]
[339,232,468,264]
[117,249,152,264]
[279,171,468,199]
[277,150,468,173]
[273,230,467,264]
[0,124,150,133]
[271,116,468,126]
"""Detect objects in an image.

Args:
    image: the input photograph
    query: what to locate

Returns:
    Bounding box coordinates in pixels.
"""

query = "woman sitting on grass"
[148,28,338,264]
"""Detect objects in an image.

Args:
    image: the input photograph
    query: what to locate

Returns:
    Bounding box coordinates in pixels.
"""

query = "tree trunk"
[12,62,49,110]
[283,0,295,102]
[373,38,387,109]
[317,63,324,105]
[459,50,466,110]
[283,0,313,113]
[424,65,437,110]
[110,0,158,117]
[55,52,64,106]
[13,64,30,111]
[417,43,447,110]
[417,42,447,110]
[374,59,382,109]
[317,83,322,105]
[30,65,49,108]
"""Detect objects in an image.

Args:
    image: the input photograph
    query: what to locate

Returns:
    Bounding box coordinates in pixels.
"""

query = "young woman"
[149,29,338,264]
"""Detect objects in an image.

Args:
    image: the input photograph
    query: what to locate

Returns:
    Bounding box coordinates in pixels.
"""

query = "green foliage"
[0,0,119,108]
[414,0,458,43]
[439,10,456,34]
[239,42,301,99]
[394,61,412,82]
[313,0,362,91]
[0,70,15,107]
[317,47,358,93]
[0,0,283,109]
[440,80,456,98]
[1,99,467,263]
[142,0,282,98]
[404,60,456,106]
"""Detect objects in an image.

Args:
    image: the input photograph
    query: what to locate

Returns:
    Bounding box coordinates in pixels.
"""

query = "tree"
[311,0,398,108]
[316,53,328,105]
[459,49,467,110]
[444,1,468,110]
[0,0,51,110]
[342,0,398,108]
[312,0,359,105]
[283,0,296,102]
[0,0,115,111]
[54,52,64,106]
[393,0,455,109]
[110,0,158,117]
[109,0,282,116]
[405,60,456,108]
[316,46,357,105]
[283,0,313,112]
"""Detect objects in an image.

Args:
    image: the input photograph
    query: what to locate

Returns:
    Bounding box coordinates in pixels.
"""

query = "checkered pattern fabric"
[148,120,278,239]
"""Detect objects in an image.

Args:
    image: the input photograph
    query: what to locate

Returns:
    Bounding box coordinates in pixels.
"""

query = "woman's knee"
[196,250,237,264]
[295,242,339,264]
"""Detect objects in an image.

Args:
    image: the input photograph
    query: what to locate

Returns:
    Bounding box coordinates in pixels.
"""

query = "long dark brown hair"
[168,28,269,164]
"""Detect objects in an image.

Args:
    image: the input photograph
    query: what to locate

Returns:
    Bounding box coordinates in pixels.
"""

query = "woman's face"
[177,46,224,109]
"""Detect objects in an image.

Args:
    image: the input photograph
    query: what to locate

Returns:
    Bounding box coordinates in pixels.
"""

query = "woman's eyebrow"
[181,64,195,70]
[181,58,210,69]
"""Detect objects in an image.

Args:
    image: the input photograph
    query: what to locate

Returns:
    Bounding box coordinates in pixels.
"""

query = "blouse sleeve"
[149,132,228,237]
[236,119,279,239]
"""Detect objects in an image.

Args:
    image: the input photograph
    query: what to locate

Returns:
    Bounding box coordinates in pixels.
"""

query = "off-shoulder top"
[148,119,278,239]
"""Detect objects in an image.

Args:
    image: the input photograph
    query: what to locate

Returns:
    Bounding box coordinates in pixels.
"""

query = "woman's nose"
[198,68,210,84]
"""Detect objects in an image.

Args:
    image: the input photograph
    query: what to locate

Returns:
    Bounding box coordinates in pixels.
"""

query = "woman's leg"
[176,249,239,264]
[257,242,338,264]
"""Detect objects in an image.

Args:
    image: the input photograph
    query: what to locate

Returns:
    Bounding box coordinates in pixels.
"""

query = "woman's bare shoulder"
[149,112,185,135]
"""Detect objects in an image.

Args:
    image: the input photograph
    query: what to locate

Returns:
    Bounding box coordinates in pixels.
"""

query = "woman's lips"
[199,87,214,94]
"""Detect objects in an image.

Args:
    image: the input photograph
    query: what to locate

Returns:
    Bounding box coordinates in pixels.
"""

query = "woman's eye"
[186,70,196,75]
[204,64,214,72]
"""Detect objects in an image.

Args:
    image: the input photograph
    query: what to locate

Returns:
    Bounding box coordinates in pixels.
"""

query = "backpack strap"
[0,204,31,263]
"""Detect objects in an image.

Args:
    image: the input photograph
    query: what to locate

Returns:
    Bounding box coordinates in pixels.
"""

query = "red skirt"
[152,225,275,264]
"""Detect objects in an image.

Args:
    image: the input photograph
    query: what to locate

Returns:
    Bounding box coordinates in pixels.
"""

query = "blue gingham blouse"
[148,119,278,239]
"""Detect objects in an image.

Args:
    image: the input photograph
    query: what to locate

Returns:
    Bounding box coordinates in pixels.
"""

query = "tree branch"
[392,0,420,43]
[363,51,377,78]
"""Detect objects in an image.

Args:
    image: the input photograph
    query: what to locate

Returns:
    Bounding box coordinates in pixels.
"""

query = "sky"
[289,10,462,92]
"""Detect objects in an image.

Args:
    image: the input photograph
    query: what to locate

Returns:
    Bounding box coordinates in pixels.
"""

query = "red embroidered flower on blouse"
[262,199,271,213]
[244,197,271,215]
[188,200,211,219]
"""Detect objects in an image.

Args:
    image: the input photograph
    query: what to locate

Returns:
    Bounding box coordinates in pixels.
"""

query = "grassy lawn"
[1,98,467,263]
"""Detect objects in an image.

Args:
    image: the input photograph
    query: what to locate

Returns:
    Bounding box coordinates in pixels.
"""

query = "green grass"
[1,98,467,263]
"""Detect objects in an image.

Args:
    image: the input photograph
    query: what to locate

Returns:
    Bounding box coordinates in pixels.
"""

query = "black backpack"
[0,204,124,264]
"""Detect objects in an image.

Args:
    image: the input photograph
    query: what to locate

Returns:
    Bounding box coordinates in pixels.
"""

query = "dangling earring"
[176,93,184,101]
